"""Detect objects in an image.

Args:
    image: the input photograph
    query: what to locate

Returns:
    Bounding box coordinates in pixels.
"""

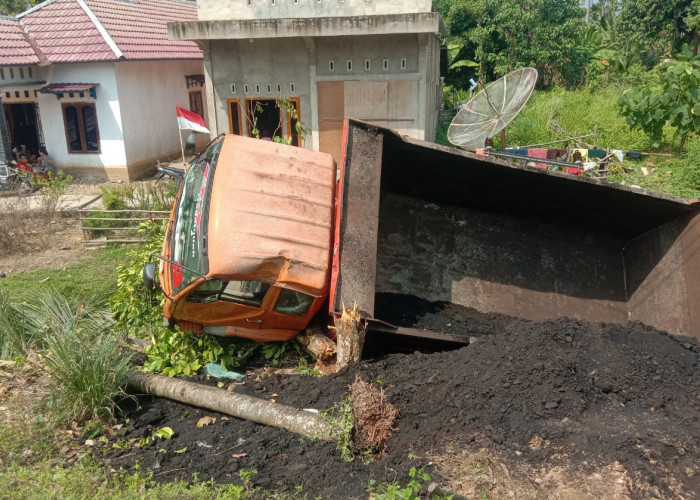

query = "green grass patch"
[0,245,130,302]
[437,85,700,199]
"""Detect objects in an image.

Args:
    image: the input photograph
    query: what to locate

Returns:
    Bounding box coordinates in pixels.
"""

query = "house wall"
[196,0,432,21]
[207,37,312,139]
[206,32,439,155]
[115,59,208,180]
[37,62,126,181]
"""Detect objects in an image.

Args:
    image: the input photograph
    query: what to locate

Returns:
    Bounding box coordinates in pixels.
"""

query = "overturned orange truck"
[144,120,700,345]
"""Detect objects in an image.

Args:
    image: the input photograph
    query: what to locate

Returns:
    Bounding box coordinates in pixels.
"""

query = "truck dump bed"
[331,120,700,341]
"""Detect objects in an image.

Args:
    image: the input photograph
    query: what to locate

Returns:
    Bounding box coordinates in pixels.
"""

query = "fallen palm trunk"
[126,371,334,440]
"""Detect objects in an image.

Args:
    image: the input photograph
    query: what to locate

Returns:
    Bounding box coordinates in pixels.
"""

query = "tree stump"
[335,303,367,369]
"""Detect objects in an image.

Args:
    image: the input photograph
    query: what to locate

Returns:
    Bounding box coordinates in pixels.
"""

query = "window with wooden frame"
[244,97,301,146]
[61,103,99,153]
[227,98,242,135]
[189,91,204,117]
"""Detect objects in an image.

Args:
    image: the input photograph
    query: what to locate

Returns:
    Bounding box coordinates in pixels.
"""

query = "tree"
[614,0,693,56]
[618,44,700,148]
[0,0,36,16]
[435,0,586,88]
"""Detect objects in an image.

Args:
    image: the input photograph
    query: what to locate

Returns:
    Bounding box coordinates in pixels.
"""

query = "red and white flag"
[176,106,210,134]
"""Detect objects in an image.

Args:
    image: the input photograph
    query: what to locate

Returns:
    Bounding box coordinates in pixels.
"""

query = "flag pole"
[178,129,185,163]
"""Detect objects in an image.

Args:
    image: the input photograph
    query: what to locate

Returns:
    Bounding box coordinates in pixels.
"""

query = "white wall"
[115,59,208,177]
[197,0,432,21]
[38,62,126,176]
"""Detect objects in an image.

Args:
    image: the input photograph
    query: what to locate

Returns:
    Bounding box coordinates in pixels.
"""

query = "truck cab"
[155,134,336,342]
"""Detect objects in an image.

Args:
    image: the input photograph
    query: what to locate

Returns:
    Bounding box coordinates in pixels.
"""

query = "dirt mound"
[105,317,699,499]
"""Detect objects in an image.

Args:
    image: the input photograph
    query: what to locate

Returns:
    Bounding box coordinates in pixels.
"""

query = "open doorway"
[4,102,43,159]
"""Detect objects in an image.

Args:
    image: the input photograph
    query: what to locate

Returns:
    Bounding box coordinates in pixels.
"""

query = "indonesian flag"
[176,106,210,134]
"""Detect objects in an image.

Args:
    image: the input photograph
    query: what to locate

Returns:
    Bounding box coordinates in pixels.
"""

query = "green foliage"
[619,44,700,148]
[24,292,133,426]
[295,356,320,377]
[261,340,300,365]
[109,220,167,336]
[615,0,693,55]
[33,171,74,212]
[0,0,36,16]
[322,397,355,462]
[367,467,435,500]
[503,86,651,151]
[101,182,178,212]
[250,98,309,145]
[435,0,585,88]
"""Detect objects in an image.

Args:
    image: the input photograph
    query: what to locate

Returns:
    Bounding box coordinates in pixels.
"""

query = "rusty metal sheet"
[207,135,336,295]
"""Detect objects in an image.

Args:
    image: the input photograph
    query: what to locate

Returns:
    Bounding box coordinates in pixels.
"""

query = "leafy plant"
[295,357,320,377]
[261,340,300,366]
[367,467,434,500]
[322,397,355,462]
[110,220,167,336]
[619,44,700,148]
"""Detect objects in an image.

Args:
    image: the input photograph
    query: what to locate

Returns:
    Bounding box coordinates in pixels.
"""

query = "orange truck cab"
[148,134,336,342]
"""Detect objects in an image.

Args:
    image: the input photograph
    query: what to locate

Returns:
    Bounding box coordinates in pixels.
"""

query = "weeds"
[34,171,73,213]
[367,467,435,500]
[322,396,355,462]
[261,340,301,366]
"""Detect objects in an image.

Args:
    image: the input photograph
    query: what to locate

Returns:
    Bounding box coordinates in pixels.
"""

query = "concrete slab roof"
[169,12,448,41]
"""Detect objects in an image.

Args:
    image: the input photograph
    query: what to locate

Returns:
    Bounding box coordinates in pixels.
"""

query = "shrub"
[10,292,135,425]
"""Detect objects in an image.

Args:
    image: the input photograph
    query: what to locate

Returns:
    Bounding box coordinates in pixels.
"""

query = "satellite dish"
[447,67,538,151]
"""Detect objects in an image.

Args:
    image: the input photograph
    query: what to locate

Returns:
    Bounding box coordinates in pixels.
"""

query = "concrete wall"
[37,62,126,181]
[206,32,440,149]
[207,37,312,139]
[625,212,700,339]
[115,59,208,180]
[197,0,432,21]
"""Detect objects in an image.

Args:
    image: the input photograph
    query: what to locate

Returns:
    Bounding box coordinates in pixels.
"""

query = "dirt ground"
[105,311,700,499]
[0,182,103,276]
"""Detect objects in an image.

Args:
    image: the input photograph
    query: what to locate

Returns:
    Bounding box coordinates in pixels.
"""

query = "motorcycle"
[155,164,185,183]
[0,161,34,193]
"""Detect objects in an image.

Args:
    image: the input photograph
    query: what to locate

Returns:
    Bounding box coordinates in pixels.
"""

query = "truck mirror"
[143,263,156,290]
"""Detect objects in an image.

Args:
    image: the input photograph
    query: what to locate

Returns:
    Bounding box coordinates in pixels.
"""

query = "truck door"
[258,287,320,333]
[175,279,270,329]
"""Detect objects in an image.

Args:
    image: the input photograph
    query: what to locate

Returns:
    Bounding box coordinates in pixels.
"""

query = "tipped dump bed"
[332,120,700,340]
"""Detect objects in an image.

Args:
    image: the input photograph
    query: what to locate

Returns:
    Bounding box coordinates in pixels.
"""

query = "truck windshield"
[171,138,223,294]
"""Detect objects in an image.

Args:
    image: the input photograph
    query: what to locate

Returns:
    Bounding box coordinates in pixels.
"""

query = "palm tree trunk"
[126,371,334,440]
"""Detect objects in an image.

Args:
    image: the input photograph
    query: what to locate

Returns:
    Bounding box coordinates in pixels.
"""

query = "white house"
[168,0,446,163]
[0,0,207,181]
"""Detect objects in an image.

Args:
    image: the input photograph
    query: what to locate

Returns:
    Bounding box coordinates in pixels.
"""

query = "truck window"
[171,138,223,294]
[187,279,271,309]
[273,288,315,317]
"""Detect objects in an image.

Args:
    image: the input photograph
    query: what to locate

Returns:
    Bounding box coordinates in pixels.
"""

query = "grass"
[437,85,700,200]
[0,245,130,302]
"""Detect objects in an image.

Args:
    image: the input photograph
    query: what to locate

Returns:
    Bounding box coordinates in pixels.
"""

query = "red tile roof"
[0,17,40,66]
[18,0,201,64]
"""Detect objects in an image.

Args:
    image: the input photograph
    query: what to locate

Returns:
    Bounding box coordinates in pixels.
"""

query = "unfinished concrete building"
[169,0,446,162]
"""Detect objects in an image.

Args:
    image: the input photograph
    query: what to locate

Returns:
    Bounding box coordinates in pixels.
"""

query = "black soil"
[104,308,700,499]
